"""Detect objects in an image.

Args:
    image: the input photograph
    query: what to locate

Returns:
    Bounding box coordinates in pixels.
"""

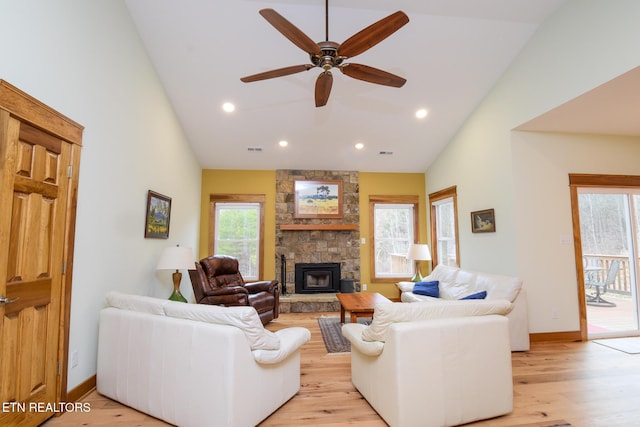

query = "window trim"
[209,194,265,280]
[429,186,460,267]
[369,195,419,282]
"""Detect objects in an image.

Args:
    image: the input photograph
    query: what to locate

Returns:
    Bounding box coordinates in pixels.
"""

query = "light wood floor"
[42,312,640,426]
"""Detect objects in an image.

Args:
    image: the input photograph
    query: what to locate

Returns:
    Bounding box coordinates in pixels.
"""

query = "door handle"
[0,296,19,305]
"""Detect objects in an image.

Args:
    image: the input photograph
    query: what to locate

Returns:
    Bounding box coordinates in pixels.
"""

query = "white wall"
[513,133,640,333]
[426,0,640,333]
[0,0,202,390]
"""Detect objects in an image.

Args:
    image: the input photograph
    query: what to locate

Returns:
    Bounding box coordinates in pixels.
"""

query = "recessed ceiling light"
[222,102,235,113]
[279,140,288,147]
[415,108,428,119]
[355,142,364,150]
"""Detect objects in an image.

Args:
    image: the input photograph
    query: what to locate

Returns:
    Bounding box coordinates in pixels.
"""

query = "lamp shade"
[156,245,194,271]
[407,244,431,261]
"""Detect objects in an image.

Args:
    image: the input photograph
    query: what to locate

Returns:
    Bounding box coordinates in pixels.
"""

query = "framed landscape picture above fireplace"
[294,180,343,218]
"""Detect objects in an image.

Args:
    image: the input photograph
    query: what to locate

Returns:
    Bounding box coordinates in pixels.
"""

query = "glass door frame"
[569,174,640,341]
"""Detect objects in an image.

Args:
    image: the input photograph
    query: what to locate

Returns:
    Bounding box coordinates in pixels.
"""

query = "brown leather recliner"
[188,254,279,325]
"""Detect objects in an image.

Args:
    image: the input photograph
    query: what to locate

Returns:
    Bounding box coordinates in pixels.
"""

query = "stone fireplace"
[275,170,360,301]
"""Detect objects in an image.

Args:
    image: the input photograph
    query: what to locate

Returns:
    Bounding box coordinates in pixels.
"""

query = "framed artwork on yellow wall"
[294,180,343,219]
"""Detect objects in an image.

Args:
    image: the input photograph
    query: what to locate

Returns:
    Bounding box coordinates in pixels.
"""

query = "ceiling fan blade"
[339,11,409,58]
[241,64,314,83]
[259,9,321,56]
[315,71,333,107]
[340,63,406,88]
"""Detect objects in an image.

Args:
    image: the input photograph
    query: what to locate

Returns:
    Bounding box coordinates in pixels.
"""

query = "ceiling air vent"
[247,147,263,152]
[378,150,394,155]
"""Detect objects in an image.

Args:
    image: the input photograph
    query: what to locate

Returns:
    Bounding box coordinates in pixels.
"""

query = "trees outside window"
[429,186,459,267]
[369,196,419,281]
[570,174,640,339]
[210,195,264,281]
[579,192,632,257]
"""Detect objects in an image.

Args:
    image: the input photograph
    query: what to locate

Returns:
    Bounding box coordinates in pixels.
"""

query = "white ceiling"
[125,0,569,172]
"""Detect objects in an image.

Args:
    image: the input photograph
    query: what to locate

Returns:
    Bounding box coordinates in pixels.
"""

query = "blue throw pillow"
[460,290,487,300]
[413,280,440,298]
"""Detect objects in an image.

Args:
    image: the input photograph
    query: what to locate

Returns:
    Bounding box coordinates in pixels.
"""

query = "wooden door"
[0,81,83,426]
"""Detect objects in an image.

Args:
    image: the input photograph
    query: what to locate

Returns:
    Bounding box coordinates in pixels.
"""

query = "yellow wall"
[199,170,427,291]
[199,170,277,280]
[358,173,427,299]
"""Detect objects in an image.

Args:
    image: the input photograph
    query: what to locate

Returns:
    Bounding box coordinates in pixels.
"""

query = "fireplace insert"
[294,262,341,294]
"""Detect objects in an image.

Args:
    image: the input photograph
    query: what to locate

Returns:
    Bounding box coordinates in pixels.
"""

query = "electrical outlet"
[552,308,559,319]
[560,234,573,245]
[361,237,366,244]
[71,350,79,368]
[362,283,367,291]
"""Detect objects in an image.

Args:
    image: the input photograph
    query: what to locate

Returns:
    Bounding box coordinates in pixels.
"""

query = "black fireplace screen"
[294,262,340,293]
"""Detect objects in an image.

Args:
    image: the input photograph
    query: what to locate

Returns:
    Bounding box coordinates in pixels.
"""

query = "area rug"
[594,337,640,354]
[317,316,370,354]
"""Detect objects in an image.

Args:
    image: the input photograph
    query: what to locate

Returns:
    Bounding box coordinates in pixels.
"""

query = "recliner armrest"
[200,286,250,306]
[245,280,278,293]
[202,286,249,297]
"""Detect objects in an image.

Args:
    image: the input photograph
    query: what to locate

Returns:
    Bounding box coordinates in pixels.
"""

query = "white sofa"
[398,264,530,351]
[342,301,514,427]
[97,292,310,427]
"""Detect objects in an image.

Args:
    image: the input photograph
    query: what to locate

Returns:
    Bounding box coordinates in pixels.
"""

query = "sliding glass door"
[577,188,640,339]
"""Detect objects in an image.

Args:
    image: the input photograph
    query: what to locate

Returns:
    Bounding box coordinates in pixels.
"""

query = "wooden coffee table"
[336,292,391,323]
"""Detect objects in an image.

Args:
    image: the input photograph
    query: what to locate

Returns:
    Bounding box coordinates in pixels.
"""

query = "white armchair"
[342,301,513,427]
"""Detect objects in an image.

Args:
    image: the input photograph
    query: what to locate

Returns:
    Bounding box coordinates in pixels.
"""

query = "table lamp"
[407,243,431,282]
[156,244,194,302]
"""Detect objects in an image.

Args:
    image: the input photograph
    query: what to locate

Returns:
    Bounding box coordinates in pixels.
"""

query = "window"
[429,186,459,267]
[209,194,265,281]
[369,195,419,281]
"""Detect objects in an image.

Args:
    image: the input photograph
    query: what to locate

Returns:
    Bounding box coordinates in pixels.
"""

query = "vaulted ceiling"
[125,0,570,172]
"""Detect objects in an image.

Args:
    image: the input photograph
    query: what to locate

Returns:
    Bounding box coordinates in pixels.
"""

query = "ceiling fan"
[240,1,409,107]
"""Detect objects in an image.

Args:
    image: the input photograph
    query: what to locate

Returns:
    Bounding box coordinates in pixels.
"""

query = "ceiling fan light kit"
[240,1,409,108]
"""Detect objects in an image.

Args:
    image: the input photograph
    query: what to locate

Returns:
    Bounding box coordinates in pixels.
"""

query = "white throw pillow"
[396,281,416,292]
[438,281,480,300]
[361,300,513,342]
[475,273,523,302]
[163,302,280,350]
[428,264,459,283]
[105,291,168,315]
[438,269,480,299]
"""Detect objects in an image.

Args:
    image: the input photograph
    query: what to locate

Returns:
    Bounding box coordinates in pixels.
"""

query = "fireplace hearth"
[295,262,341,294]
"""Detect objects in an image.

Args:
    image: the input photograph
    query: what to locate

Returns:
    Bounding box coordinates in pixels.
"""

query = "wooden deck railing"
[582,254,636,295]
